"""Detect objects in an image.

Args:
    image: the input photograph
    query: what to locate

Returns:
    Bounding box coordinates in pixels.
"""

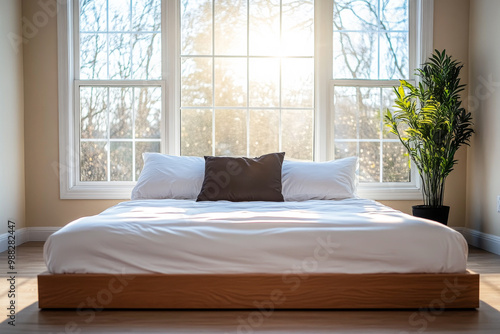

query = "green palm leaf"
[384,49,474,207]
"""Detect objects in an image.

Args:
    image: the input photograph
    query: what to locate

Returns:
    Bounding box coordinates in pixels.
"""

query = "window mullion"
[211,0,215,156]
[76,80,164,86]
[132,87,137,181]
[106,87,111,182]
[165,0,176,155]
[379,87,383,183]
[246,0,250,157]
[73,81,80,185]
[278,0,283,153]
[106,0,110,80]
[377,0,381,80]
[315,0,333,161]
[129,0,134,81]
[331,79,413,87]
[73,0,80,80]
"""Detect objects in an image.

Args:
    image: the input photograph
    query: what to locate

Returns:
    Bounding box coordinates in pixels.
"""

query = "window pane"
[282,0,314,56]
[135,87,161,139]
[281,109,313,161]
[380,32,409,79]
[333,32,378,79]
[359,142,380,182]
[80,0,161,80]
[334,141,357,160]
[249,0,280,56]
[333,0,378,31]
[333,0,409,81]
[215,109,247,156]
[181,57,213,107]
[109,33,132,79]
[80,141,108,181]
[381,0,408,31]
[131,33,161,80]
[358,88,381,140]
[249,58,279,107]
[110,87,133,139]
[334,86,357,139]
[334,86,381,140]
[131,0,161,31]
[80,0,107,32]
[214,0,247,55]
[180,0,316,161]
[383,142,410,182]
[214,58,247,107]
[181,0,213,55]
[110,142,133,181]
[282,58,314,108]
[383,87,401,139]
[181,109,213,156]
[80,87,108,139]
[80,33,107,80]
[109,0,131,31]
[135,141,161,179]
[78,1,162,185]
[249,110,279,157]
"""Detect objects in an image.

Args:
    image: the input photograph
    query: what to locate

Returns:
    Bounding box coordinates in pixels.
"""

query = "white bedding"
[44,198,468,274]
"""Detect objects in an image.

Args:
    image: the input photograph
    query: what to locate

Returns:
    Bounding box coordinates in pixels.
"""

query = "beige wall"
[467,0,500,237]
[0,0,26,234]
[381,0,470,227]
[22,0,472,228]
[23,0,121,228]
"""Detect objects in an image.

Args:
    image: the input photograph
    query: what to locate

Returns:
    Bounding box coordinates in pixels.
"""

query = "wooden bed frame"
[38,271,479,309]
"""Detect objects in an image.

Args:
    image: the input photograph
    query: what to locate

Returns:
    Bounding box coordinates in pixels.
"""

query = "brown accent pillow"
[196,152,285,202]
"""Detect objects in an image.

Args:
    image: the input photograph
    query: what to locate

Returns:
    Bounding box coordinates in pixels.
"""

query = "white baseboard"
[0,228,29,252]
[0,227,60,252]
[454,227,500,256]
[16,228,29,245]
[28,227,60,241]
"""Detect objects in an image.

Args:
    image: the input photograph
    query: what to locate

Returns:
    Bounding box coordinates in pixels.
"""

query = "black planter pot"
[412,205,450,225]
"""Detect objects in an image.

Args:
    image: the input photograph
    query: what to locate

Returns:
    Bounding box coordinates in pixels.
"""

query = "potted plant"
[384,49,474,225]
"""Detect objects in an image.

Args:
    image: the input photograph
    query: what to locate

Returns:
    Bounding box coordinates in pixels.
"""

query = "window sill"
[61,183,422,201]
[357,185,422,201]
[60,184,134,200]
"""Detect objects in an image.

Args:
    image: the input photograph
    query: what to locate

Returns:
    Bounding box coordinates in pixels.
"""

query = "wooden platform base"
[38,271,479,309]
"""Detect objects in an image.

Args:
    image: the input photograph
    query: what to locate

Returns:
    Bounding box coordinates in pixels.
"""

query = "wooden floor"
[1,242,499,333]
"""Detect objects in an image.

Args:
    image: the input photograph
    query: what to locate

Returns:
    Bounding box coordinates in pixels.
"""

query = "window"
[332,0,413,184]
[78,0,163,183]
[330,0,433,199]
[58,0,433,199]
[179,0,314,160]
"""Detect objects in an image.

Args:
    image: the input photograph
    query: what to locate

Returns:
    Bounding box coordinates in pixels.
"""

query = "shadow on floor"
[1,301,496,334]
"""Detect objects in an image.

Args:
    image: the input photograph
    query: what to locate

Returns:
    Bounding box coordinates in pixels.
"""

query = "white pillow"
[131,153,205,200]
[282,156,358,201]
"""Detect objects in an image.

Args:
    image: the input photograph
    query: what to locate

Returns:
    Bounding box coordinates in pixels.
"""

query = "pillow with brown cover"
[196,152,285,202]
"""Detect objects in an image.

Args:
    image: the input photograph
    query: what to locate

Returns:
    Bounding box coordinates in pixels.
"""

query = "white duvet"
[44,198,468,274]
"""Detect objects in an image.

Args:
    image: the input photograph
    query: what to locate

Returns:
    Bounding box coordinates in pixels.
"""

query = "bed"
[39,198,479,309]
[38,154,479,309]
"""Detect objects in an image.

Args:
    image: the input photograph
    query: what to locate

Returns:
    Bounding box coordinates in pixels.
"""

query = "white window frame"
[317,0,433,200]
[58,0,433,200]
[58,0,171,199]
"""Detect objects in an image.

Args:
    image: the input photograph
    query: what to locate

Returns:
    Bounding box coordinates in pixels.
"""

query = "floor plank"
[1,242,499,333]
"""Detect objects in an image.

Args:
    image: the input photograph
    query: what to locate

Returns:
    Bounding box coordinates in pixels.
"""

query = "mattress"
[44,198,468,274]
